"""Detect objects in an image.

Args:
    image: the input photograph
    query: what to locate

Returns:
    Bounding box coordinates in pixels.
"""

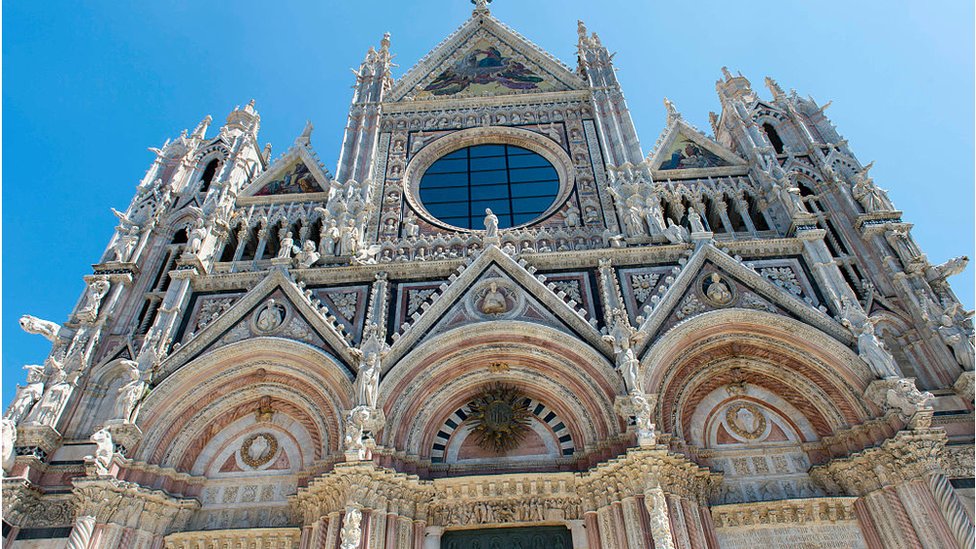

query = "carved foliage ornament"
[467,383,531,453]
[725,403,766,440]
[241,432,278,468]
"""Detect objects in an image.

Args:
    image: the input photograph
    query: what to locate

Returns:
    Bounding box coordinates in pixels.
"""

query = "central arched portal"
[441,525,573,549]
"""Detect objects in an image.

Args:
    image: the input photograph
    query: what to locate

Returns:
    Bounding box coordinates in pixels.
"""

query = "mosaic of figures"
[421,41,549,97]
[252,160,323,196]
[658,136,729,170]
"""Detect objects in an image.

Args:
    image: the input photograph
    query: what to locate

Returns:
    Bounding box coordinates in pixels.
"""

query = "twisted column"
[928,473,975,549]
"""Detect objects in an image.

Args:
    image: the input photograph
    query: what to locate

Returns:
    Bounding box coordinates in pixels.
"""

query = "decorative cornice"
[710,497,859,528]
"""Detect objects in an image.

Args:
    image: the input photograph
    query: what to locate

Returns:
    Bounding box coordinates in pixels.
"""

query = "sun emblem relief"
[240,432,278,468]
[467,384,532,453]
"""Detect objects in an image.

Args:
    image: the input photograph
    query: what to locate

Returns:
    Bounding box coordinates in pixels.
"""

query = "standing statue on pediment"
[277,232,296,259]
[5,365,46,425]
[339,220,360,256]
[113,360,146,423]
[185,217,208,256]
[851,162,894,212]
[77,277,111,323]
[643,195,665,236]
[484,208,499,240]
[938,314,975,370]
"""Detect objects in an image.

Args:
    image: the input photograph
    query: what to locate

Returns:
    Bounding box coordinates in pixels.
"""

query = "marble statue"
[705,273,733,305]
[403,213,420,238]
[277,231,296,259]
[186,217,208,255]
[1,419,16,475]
[663,218,690,244]
[90,427,114,474]
[851,163,894,212]
[19,314,64,344]
[688,207,706,234]
[5,365,46,425]
[938,315,975,370]
[114,360,146,423]
[484,208,499,239]
[355,352,381,409]
[296,240,321,268]
[340,508,363,549]
[78,277,111,322]
[618,348,641,394]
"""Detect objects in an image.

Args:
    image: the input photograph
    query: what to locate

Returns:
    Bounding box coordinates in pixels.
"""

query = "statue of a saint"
[484,208,499,240]
[78,277,111,322]
[113,360,145,423]
[277,232,295,259]
[688,208,706,234]
[5,365,46,425]
[355,352,381,408]
[618,348,641,394]
[186,217,208,255]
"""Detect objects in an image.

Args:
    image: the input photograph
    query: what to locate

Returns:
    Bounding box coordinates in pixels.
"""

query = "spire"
[471,0,491,16]
[223,100,261,138]
[191,115,212,139]
[716,67,755,103]
[764,76,786,101]
[380,32,391,54]
[296,120,314,146]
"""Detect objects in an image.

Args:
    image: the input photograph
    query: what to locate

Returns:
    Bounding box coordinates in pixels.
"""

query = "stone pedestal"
[15,424,61,460]
[103,421,143,456]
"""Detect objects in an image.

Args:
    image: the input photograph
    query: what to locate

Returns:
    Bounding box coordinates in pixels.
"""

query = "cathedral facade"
[3,2,974,548]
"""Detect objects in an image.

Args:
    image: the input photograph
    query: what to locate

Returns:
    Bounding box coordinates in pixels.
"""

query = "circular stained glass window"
[418,144,560,230]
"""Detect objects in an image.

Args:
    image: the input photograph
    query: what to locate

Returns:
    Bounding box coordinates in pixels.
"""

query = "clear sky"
[3,0,973,406]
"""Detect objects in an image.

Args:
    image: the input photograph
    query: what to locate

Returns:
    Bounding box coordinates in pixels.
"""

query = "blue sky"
[3,0,973,405]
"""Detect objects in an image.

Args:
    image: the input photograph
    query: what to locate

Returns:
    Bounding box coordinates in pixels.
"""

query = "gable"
[239,141,333,200]
[385,246,610,366]
[390,15,584,102]
[648,120,746,176]
[158,269,358,379]
[633,244,849,353]
[251,159,326,196]
[416,37,559,99]
[420,266,579,342]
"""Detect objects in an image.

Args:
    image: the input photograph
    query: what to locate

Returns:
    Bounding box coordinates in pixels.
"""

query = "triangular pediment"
[157,269,358,380]
[240,142,332,199]
[385,246,610,367]
[648,119,746,177]
[634,244,851,354]
[389,14,585,102]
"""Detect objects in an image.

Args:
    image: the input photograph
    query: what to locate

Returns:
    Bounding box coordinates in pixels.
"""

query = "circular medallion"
[252,299,288,334]
[240,432,278,468]
[700,272,735,307]
[724,403,767,440]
